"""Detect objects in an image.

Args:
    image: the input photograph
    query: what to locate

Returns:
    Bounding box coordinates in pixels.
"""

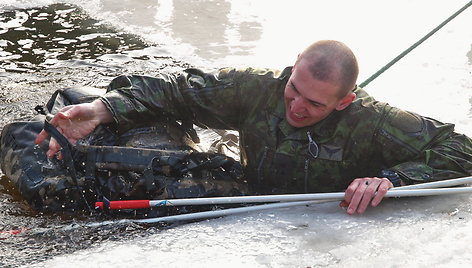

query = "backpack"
[0,87,248,213]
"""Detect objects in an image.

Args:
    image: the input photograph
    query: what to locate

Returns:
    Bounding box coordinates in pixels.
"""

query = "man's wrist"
[379,169,402,187]
[92,99,113,124]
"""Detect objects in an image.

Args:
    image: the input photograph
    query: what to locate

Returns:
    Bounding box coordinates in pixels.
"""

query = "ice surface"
[1,0,471,267]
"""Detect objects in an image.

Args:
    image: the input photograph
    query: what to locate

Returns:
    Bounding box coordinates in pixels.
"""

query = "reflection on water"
[0,0,471,267]
[170,0,234,58]
[168,0,262,59]
[0,0,265,71]
[0,3,148,72]
[99,0,263,63]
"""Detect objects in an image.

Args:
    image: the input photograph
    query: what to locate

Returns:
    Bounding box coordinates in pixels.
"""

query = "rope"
[359,0,472,88]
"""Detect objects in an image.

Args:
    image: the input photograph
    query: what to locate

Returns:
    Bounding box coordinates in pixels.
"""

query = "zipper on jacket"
[306,131,319,159]
[378,129,420,155]
[257,146,269,183]
[304,158,309,193]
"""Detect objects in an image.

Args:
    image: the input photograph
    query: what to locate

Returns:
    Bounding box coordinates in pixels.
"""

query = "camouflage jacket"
[100,67,472,194]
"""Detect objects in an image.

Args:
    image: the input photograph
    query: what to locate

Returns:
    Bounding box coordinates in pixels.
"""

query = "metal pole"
[150,187,472,205]
[95,176,472,209]
[393,176,472,190]
[134,200,326,224]
[133,186,472,224]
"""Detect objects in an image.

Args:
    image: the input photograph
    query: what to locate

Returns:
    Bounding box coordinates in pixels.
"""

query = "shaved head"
[297,40,359,98]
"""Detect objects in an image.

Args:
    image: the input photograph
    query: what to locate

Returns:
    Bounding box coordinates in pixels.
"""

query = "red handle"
[95,200,150,210]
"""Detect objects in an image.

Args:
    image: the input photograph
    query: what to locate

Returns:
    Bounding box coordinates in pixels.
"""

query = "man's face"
[284,58,351,128]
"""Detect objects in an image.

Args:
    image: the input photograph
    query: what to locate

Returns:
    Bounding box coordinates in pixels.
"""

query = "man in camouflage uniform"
[36,40,472,215]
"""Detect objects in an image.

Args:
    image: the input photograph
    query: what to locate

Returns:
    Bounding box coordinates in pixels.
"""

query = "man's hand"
[340,177,393,215]
[35,99,113,158]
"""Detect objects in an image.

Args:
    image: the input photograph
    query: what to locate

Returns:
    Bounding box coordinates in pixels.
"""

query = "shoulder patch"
[386,108,423,133]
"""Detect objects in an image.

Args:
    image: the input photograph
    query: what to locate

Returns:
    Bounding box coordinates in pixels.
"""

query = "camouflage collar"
[275,110,340,142]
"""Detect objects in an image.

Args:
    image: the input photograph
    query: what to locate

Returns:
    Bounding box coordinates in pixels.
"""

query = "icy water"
[0,0,471,267]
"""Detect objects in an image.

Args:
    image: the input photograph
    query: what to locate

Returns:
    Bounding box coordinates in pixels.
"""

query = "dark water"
[0,4,190,267]
[0,4,148,71]
[1,1,471,267]
[0,3,191,124]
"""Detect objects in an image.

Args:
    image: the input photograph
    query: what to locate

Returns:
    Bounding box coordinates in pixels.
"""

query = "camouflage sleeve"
[99,68,280,133]
[375,106,472,184]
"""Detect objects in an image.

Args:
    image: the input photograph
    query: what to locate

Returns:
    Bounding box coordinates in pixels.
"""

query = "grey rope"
[360,0,472,88]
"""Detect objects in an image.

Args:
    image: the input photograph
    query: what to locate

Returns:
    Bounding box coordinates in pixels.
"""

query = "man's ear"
[335,92,356,111]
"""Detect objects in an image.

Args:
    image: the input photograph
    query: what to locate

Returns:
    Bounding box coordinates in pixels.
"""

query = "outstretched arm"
[35,99,113,158]
[341,106,472,215]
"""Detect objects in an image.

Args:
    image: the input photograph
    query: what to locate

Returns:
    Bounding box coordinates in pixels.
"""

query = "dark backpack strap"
[43,120,93,211]
[83,146,99,201]
[143,157,162,193]
[75,145,189,171]
[182,153,230,173]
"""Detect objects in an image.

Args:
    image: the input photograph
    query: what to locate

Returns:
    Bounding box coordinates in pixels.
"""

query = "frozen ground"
[28,194,472,267]
[0,0,471,267]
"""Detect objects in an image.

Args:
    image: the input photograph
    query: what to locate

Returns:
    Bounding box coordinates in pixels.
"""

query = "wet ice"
[1,0,471,267]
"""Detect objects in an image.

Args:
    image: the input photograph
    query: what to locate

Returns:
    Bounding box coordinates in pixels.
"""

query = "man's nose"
[291,95,306,112]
